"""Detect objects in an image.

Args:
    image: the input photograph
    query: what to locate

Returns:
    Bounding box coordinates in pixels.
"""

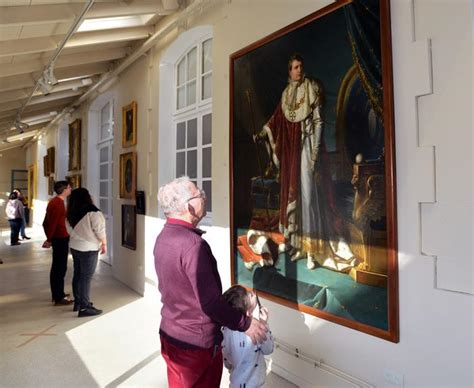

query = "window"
[100,101,114,141]
[98,100,114,216]
[174,38,212,214]
[176,38,212,110]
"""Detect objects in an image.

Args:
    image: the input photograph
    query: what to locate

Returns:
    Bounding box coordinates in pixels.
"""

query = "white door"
[98,141,113,265]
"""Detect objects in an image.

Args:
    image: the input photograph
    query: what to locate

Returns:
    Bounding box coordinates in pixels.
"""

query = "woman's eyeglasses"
[186,189,206,202]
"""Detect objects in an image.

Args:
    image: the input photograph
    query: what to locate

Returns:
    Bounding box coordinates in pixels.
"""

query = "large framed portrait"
[122,101,137,147]
[119,152,137,199]
[121,204,136,250]
[230,0,398,342]
[68,119,81,171]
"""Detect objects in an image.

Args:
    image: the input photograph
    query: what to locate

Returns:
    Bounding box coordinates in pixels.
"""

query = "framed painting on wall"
[43,155,49,177]
[27,164,37,209]
[122,101,137,147]
[66,175,81,190]
[119,152,136,199]
[48,176,55,196]
[68,119,81,171]
[47,146,55,174]
[229,0,398,342]
[121,204,136,250]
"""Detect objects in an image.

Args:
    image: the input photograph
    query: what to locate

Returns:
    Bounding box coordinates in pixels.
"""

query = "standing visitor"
[67,187,106,317]
[13,188,30,240]
[154,177,267,387]
[42,180,73,305]
[222,285,274,388]
[5,192,24,246]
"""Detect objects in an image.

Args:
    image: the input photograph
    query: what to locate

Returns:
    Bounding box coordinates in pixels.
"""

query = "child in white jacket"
[222,285,274,388]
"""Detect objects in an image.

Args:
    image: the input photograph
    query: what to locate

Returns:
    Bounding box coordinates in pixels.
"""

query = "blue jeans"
[8,218,22,244]
[71,249,99,309]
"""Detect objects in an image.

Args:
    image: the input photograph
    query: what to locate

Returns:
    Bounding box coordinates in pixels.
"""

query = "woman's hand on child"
[245,318,267,344]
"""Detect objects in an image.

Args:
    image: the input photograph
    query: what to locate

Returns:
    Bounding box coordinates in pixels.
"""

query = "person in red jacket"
[154,177,267,388]
[42,180,73,305]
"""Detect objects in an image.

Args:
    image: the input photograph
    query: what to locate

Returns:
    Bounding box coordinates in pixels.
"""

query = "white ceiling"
[0,0,181,150]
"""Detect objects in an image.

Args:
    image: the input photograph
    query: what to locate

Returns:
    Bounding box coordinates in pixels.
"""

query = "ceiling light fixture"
[13,116,29,133]
[44,66,58,86]
[38,76,53,95]
[37,65,59,95]
[77,14,155,32]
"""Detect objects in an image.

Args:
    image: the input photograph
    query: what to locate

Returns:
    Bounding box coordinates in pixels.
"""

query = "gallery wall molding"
[395,0,473,296]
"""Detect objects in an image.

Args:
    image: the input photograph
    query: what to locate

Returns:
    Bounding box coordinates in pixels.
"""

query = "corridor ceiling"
[0,0,182,152]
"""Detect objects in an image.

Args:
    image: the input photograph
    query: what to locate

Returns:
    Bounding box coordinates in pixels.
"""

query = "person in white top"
[5,192,24,246]
[66,187,106,317]
[222,285,274,388]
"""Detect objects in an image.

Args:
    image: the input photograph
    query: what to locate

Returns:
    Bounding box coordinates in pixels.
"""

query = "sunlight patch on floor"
[66,293,161,387]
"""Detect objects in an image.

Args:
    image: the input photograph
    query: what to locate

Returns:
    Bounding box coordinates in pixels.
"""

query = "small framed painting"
[121,204,136,250]
[122,101,137,147]
[119,152,137,199]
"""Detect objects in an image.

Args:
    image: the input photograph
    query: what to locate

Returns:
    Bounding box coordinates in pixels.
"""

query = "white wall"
[21,0,471,386]
[108,54,154,294]
[209,0,473,387]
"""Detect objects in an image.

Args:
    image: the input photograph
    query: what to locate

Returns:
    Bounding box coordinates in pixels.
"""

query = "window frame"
[173,37,213,223]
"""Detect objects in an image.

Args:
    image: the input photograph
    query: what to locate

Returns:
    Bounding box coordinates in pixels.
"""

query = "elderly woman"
[154,176,267,387]
[5,192,24,246]
[66,188,106,318]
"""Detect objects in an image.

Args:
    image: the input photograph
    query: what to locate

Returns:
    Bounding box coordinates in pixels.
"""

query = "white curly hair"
[157,176,195,216]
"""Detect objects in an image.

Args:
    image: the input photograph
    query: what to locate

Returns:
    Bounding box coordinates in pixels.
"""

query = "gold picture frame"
[47,146,55,174]
[229,0,398,342]
[68,119,81,171]
[121,205,137,250]
[119,152,136,199]
[48,176,55,196]
[122,101,137,147]
[27,164,37,209]
[66,174,81,190]
[43,155,49,176]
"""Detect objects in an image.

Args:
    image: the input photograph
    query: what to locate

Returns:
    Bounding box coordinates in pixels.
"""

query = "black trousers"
[8,218,22,244]
[50,237,70,302]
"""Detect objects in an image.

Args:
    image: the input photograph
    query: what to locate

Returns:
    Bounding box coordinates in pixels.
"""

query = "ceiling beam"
[0,26,152,58]
[0,90,84,113]
[0,62,108,93]
[0,78,99,104]
[0,102,72,122]
[66,26,153,48]
[0,47,129,78]
[0,89,29,105]
[0,112,57,129]
[0,1,170,26]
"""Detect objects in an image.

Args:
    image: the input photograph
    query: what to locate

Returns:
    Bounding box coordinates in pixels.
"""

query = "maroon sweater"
[154,219,251,349]
[43,196,69,241]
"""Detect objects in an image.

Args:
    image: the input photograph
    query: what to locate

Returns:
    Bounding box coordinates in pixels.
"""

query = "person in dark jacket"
[154,176,267,388]
[13,188,30,240]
